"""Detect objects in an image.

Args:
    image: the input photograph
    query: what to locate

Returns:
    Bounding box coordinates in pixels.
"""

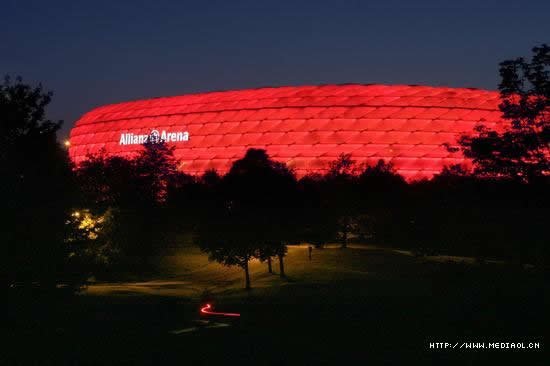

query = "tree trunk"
[267,257,272,273]
[278,254,286,278]
[341,231,348,248]
[244,260,251,290]
[341,221,349,249]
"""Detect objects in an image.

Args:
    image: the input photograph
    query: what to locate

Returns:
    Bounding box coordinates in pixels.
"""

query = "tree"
[223,149,298,278]
[327,153,358,177]
[297,174,337,248]
[325,154,361,248]
[75,138,181,272]
[134,139,179,205]
[76,152,139,209]
[197,208,258,290]
[197,149,298,287]
[64,209,120,283]
[358,159,406,190]
[457,44,549,183]
[0,76,75,288]
[132,139,181,264]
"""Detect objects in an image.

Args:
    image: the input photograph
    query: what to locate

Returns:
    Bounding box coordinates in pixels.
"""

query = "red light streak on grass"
[200,303,240,317]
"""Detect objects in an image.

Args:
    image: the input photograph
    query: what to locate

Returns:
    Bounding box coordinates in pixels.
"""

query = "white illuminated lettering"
[118,129,190,145]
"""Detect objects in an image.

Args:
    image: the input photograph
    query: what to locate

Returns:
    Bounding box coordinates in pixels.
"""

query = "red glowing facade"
[69,84,504,180]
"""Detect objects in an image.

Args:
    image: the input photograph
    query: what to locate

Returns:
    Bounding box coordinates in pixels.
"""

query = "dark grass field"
[4,245,548,365]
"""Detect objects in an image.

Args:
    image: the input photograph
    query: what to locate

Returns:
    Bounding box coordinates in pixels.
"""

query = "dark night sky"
[1,0,549,138]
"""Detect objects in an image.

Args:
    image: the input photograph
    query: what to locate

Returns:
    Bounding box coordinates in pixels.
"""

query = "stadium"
[68,84,504,180]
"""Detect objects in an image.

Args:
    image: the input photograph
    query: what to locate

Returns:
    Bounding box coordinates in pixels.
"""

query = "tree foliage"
[197,149,298,287]
[0,76,75,288]
[74,139,181,274]
[457,44,549,182]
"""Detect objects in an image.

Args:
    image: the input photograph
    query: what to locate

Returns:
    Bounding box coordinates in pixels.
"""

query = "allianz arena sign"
[119,129,189,145]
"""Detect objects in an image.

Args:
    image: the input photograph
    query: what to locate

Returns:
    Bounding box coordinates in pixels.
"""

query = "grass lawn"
[6,244,547,365]
[85,244,542,302]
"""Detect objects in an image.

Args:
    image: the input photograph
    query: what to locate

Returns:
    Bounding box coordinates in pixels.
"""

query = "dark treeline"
[2,44,548,292]
[72,145,548,289]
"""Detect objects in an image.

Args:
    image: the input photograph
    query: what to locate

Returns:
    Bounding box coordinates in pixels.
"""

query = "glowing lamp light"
[64,140,71,147]
[200,303,240,317]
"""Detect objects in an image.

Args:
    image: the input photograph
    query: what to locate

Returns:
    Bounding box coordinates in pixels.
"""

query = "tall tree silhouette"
[223,149,298,278]
[0,76,75,288]
[457,44,549,182]
[134,139,179,205]
[198,149,298,287]
[125,139,179,267]
[75,138,180,272]
[356,159,407,246]
[298,173,336,248]
[325,154,361,248]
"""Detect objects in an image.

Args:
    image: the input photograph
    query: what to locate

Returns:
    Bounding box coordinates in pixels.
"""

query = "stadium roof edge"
[78,83,498,121]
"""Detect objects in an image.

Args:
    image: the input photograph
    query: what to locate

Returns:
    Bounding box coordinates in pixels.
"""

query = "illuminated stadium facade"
[68,84,504,180]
